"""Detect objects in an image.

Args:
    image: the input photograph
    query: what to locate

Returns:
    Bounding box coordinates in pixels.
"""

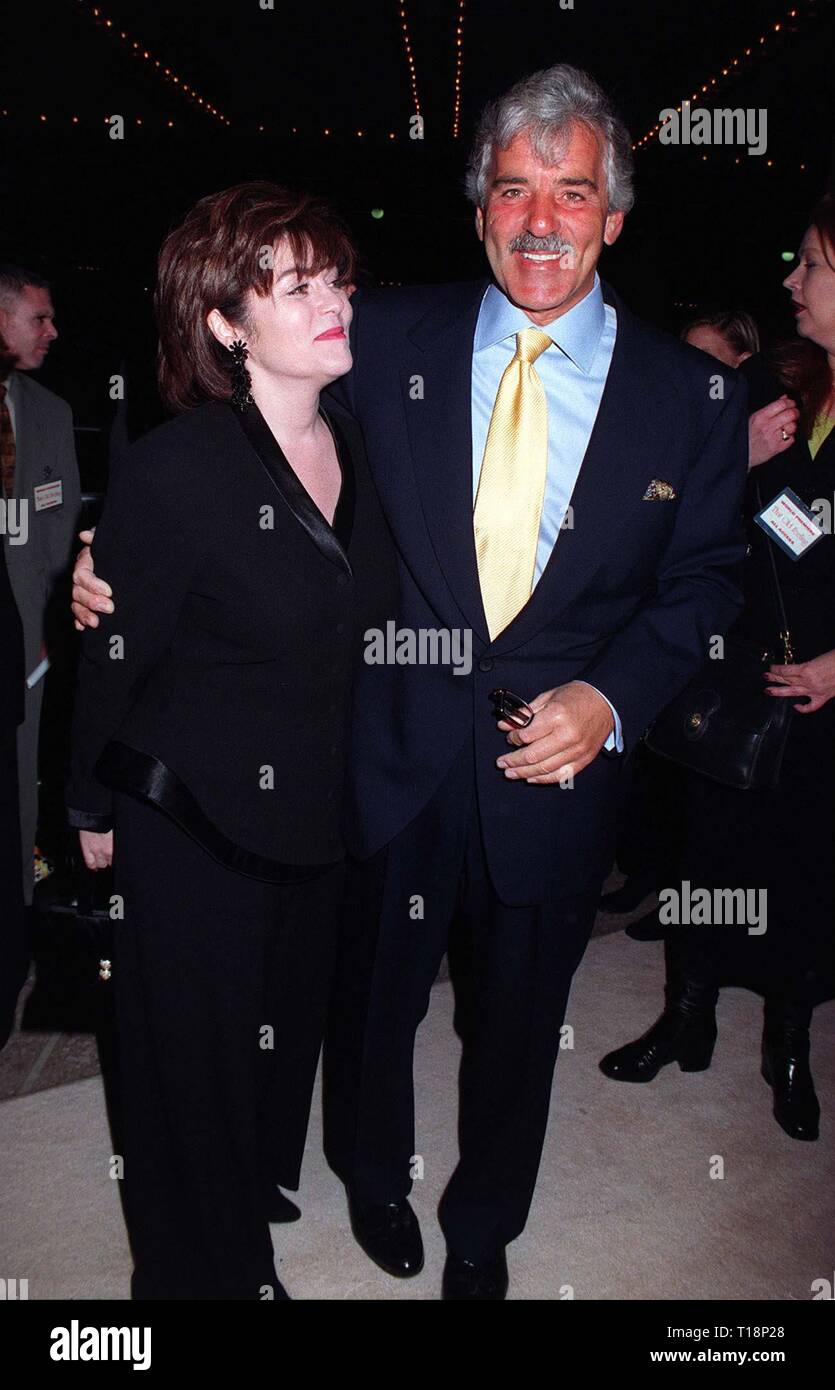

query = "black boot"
[761,999,820,1142]
[599,978,718,1083]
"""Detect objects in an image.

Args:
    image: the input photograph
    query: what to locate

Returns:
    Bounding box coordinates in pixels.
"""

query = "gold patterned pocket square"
[642,479,677,501]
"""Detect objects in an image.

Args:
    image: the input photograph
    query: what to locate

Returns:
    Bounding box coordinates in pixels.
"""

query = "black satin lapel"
[402,291,489,641]
[320,407,356,552]
[233,402,352,576]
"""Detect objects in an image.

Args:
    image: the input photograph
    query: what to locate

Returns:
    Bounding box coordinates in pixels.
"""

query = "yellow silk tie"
[474,327,551,639]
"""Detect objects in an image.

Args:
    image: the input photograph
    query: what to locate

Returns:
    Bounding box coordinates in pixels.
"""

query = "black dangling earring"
[228,338,254,411]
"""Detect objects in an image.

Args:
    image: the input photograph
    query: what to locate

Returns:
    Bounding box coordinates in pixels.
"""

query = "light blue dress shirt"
[471,271,623,751]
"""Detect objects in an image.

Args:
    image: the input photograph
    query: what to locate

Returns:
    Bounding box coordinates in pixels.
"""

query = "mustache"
[509,232,576,256]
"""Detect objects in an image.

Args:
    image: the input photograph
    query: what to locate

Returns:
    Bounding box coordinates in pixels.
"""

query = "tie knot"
[515,327,551,365]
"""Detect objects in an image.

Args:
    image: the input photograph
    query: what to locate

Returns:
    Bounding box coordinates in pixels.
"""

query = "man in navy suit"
[322,64,747,1299]
[73,64,748,1300]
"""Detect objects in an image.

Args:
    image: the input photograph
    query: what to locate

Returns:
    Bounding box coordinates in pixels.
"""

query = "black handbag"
[644,485,795,790]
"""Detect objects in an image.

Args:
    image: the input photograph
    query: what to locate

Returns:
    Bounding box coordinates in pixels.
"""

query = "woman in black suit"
[66,182,397,1298]
[600,197,835,1141]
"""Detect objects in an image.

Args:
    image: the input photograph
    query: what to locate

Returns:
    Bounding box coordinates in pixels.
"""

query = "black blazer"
[737,356,835,661]
[0,539,24,733]
[329,277,749,904]
[67,397,398,880]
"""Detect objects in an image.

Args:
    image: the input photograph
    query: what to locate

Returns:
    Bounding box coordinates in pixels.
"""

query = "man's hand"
[748,396,799,470]
[79,829,113,870]
[765,649,835,714]
[496,681,615,783]
[72,528,113,630]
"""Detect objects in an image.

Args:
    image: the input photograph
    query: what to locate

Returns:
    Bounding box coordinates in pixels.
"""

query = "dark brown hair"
[772,193,835,434]
[155,182,357,413]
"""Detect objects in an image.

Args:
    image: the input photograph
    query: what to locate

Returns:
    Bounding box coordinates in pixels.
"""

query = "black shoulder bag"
[643,484,795,790]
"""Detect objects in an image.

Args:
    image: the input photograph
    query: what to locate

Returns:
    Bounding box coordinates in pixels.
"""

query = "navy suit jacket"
[328,277,748,903]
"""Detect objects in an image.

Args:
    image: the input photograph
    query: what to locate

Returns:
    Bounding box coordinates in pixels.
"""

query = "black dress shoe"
[761,1024,820,1142]
[625,908,666,942]
[266,1188,302,1223]
[348,1195,424,1277]
[599,981,718,1083]
[599,873,655,915]
[442,1249,508,1301]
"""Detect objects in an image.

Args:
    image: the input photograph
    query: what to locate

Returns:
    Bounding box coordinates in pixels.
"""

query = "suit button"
[478,657,494,673]
[336,574,348,587]
[336,622,345,634]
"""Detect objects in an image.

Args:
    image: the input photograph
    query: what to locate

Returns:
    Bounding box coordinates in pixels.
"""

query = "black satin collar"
[97,741,341,884]
[232,400,354,575]
[321,406,356,553]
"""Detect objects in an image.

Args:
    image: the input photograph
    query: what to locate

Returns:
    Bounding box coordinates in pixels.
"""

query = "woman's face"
[684,324,749,368]
[213,239,354,390]
[783,227,835,352]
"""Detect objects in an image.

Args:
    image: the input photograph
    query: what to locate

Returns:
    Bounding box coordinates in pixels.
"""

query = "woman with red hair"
[67,183,398,1298]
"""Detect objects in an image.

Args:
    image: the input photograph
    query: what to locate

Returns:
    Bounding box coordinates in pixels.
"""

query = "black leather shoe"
[348,1195,424,1277]
[625,908,666,942]
[599,981,718,1083]
[442,1249,508,1300]
[266,1188,301,1223]
[599,873,655,915]
[762,1025,820,1142]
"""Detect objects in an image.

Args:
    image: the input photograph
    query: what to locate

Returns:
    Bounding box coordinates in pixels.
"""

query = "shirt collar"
[474,270,606,374]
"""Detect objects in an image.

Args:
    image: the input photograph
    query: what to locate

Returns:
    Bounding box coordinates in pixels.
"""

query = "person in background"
[0,331,27,1049]
[0,264,81,910]
[601,197,835,1142]
[602,308,800,941]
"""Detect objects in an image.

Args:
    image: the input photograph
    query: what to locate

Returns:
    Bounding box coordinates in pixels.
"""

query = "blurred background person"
[600,197,835,1143]
[0,330,27,1049]
[0,264,81,916]
[601,308,799,941]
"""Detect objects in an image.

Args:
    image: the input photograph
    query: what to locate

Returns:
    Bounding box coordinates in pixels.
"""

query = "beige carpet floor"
[1,930,832,1300]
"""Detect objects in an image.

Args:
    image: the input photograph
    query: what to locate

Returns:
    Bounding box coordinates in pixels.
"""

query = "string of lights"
[0,110,407,140]
[398,2,422,120]
[452,0,466,138]
[633,2,816,151]
[75,0,231,126]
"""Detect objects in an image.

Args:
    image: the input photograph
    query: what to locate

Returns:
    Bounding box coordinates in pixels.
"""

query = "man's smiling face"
[475,123,624,326]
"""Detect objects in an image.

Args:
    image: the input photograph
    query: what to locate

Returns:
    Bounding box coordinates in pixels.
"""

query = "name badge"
[754,486,823,561]
[33,479,63,512]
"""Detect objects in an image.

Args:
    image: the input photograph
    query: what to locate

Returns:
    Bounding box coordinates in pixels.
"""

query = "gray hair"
[465,64,635,215]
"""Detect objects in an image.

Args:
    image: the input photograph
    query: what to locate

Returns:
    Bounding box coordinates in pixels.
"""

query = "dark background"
[2,0,834,465]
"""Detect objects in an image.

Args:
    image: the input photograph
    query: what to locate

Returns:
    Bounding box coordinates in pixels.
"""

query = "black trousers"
[0,731,27,1051]
[324,743,598,1263]
[112,791,344,1299]
[665,717,835,1014]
